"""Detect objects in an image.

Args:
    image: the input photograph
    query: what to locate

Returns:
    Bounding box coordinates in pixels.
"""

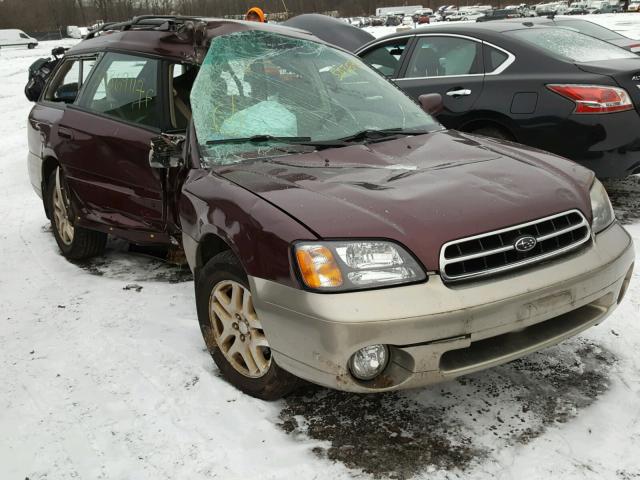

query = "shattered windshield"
[191,30,440,166]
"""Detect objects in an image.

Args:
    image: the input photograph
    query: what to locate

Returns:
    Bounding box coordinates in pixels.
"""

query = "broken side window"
[191,30,440,166]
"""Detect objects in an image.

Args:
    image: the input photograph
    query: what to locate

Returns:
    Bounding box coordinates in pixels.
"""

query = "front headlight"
[590,178,615,234]
[294,240,426,292]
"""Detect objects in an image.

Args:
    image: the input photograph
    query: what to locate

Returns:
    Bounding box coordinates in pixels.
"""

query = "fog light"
[348,345,389,381]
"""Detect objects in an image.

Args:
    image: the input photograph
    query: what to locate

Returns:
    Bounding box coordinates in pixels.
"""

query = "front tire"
[196,250,299,400]
[46,167,106,260]
[28,43,36,49]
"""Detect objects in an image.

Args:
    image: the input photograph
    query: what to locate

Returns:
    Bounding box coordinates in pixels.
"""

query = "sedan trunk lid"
[577,58,640,109]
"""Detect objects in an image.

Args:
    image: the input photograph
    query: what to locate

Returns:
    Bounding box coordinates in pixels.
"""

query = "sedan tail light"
[547,84,634,114]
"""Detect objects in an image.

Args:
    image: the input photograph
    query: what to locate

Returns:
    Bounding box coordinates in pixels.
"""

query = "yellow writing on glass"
[331,61,358,80]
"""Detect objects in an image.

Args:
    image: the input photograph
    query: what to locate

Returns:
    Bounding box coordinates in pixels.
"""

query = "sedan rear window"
[507,27,637,62]
[552,19,626,41]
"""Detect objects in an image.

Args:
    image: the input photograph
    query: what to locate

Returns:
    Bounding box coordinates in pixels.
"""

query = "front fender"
[179,169,317,288]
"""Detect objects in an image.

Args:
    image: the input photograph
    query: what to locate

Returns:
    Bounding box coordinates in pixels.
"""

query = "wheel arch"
[193,232,235,280]
[458,111,519,142]
[42,156,59,219]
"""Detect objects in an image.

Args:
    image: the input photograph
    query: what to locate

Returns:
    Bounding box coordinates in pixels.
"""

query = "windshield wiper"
[338,128,430,144]
[206,135,312,146]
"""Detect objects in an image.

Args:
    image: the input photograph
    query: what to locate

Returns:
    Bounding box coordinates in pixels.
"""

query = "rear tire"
[195,250,300,400]
[469,125,514,141]
[46,167,107,260]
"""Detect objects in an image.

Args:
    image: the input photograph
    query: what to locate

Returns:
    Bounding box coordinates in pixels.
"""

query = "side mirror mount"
[54,82,79,103]
[149,133,186,168]
[418,93,443,116]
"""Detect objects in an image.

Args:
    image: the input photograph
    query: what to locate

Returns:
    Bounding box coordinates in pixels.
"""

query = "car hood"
[216,130,594,271]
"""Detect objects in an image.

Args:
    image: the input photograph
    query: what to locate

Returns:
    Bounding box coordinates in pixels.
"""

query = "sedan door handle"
[446,89,472,97]
[58,127,74,140]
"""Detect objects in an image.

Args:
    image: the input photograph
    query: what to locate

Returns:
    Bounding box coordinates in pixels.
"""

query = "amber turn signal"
[295,245,343,289]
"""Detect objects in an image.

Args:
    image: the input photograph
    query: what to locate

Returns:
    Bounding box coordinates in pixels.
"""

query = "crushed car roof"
[67,17,321,62]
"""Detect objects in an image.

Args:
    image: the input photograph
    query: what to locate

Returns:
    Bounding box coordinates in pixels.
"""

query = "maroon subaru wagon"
[27,16,634,399]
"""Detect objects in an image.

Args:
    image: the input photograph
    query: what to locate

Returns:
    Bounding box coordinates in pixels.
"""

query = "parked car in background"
[357,21,640,178]
[27,15,635,400]
[412,8,434,22]
[448,10,486,21]
[385,15,402,26]
[401,15,415,26]
[567,5,589,13]
[445,11,465,21]
[0,29,38,49]
[514,16,640,52]
[477,8,522,21]
[465,11,488,21]
[536,1,569,14]
[628,1,640,10]
[591,3,620,13]
[525,6,538,15]
[510,4,537,16]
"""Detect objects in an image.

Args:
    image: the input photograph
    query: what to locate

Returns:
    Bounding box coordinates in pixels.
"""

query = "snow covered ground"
[364,12,640,39]
[1,38,640,480]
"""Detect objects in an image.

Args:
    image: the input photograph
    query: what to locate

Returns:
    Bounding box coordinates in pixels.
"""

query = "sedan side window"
[404,37,482,78]
[360,39,409,77]
[484,45,509,73]
[44,58,96,104]
[78,53,160,129]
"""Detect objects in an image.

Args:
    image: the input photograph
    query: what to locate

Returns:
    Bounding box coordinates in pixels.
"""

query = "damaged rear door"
[58,52,167,241]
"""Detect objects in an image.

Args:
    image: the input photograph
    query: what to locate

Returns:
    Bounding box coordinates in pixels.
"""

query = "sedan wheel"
[209,280,272,378]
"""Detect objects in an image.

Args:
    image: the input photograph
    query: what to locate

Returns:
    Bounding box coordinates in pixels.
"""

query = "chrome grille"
[440,210,591,282]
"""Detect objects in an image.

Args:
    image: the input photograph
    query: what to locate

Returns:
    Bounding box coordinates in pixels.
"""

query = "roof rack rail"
[85,15,201,40]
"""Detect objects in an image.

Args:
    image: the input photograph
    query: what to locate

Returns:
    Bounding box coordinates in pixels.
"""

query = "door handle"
[58,127,74,140]
[446,89,472,97]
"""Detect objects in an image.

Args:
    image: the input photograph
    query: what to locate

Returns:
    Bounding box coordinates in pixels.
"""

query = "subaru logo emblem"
[514,235,537,252]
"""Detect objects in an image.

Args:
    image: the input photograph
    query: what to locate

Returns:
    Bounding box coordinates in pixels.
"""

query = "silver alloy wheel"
[52,169,74,245]
[209,280,272,378]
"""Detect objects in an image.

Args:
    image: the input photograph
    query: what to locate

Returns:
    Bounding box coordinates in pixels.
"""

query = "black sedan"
[355,22,640,178]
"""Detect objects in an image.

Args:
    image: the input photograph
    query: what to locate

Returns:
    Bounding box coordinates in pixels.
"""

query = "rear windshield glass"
[553,19,626,41]
[507,27,636,62]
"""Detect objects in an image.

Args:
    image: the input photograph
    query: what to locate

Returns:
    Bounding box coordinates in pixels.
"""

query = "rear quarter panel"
[27,104,64,197]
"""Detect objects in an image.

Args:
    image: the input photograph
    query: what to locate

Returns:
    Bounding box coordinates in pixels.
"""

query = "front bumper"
[250,222,634,393]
